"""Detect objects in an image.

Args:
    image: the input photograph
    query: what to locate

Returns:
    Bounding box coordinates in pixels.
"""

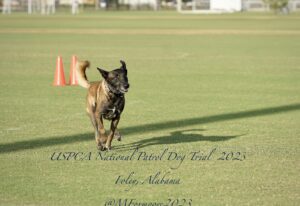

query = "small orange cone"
[53,56,66,86]
[69,55,78,86]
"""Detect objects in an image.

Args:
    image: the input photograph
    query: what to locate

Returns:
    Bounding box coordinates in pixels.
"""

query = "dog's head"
[97,60,130,94]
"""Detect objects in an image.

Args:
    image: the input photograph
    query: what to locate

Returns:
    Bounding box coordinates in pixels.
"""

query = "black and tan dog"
[76,60,130,150]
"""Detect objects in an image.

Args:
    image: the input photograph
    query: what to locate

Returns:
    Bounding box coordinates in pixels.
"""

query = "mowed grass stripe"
[1,12,300,20]
[1,28,300,35]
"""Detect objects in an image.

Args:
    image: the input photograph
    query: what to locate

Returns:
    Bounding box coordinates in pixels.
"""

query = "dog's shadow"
[114,129,242,151]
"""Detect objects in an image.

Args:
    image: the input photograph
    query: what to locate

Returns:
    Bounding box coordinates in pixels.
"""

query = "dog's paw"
[105,145,112,151]
[114,131,122,141]
[97,145,105,151]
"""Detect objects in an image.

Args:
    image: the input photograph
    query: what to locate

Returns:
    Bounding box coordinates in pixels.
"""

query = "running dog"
[76,60,130,150]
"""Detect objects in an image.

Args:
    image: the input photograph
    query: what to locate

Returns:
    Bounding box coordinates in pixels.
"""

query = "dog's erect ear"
[120,60,127,71]
[97,68,109,79]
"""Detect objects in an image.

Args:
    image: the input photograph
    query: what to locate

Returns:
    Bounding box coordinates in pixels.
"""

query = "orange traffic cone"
[69,55,78,86]
[53,56,66,86]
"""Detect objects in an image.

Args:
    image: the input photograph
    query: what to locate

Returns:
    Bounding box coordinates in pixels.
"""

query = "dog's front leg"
[95,113,107,150]
[88,113,100,147]
[105,117,120,150]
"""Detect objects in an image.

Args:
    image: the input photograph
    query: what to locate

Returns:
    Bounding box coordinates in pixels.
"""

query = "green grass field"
[0,11,299,206]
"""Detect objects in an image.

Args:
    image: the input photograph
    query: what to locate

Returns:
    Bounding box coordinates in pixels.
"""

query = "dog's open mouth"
[120,88,128,93]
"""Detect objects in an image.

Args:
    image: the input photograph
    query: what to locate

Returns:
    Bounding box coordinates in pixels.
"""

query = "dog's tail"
[76,60,90,89]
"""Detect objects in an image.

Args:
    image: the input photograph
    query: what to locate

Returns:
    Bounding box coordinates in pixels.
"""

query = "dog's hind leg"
[114,130,122,141]
[105,117,120,150]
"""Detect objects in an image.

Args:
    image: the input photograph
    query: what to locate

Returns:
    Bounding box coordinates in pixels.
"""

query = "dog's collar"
[103,80,124,97]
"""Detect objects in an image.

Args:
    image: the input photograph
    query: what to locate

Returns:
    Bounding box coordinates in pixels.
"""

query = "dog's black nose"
[124,84,130,89]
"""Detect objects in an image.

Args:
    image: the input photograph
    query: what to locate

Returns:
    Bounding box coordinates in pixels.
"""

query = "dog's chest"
[101,97,124,120]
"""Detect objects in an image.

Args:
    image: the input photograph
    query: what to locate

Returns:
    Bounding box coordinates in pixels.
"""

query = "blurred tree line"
[263,0,289,12]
